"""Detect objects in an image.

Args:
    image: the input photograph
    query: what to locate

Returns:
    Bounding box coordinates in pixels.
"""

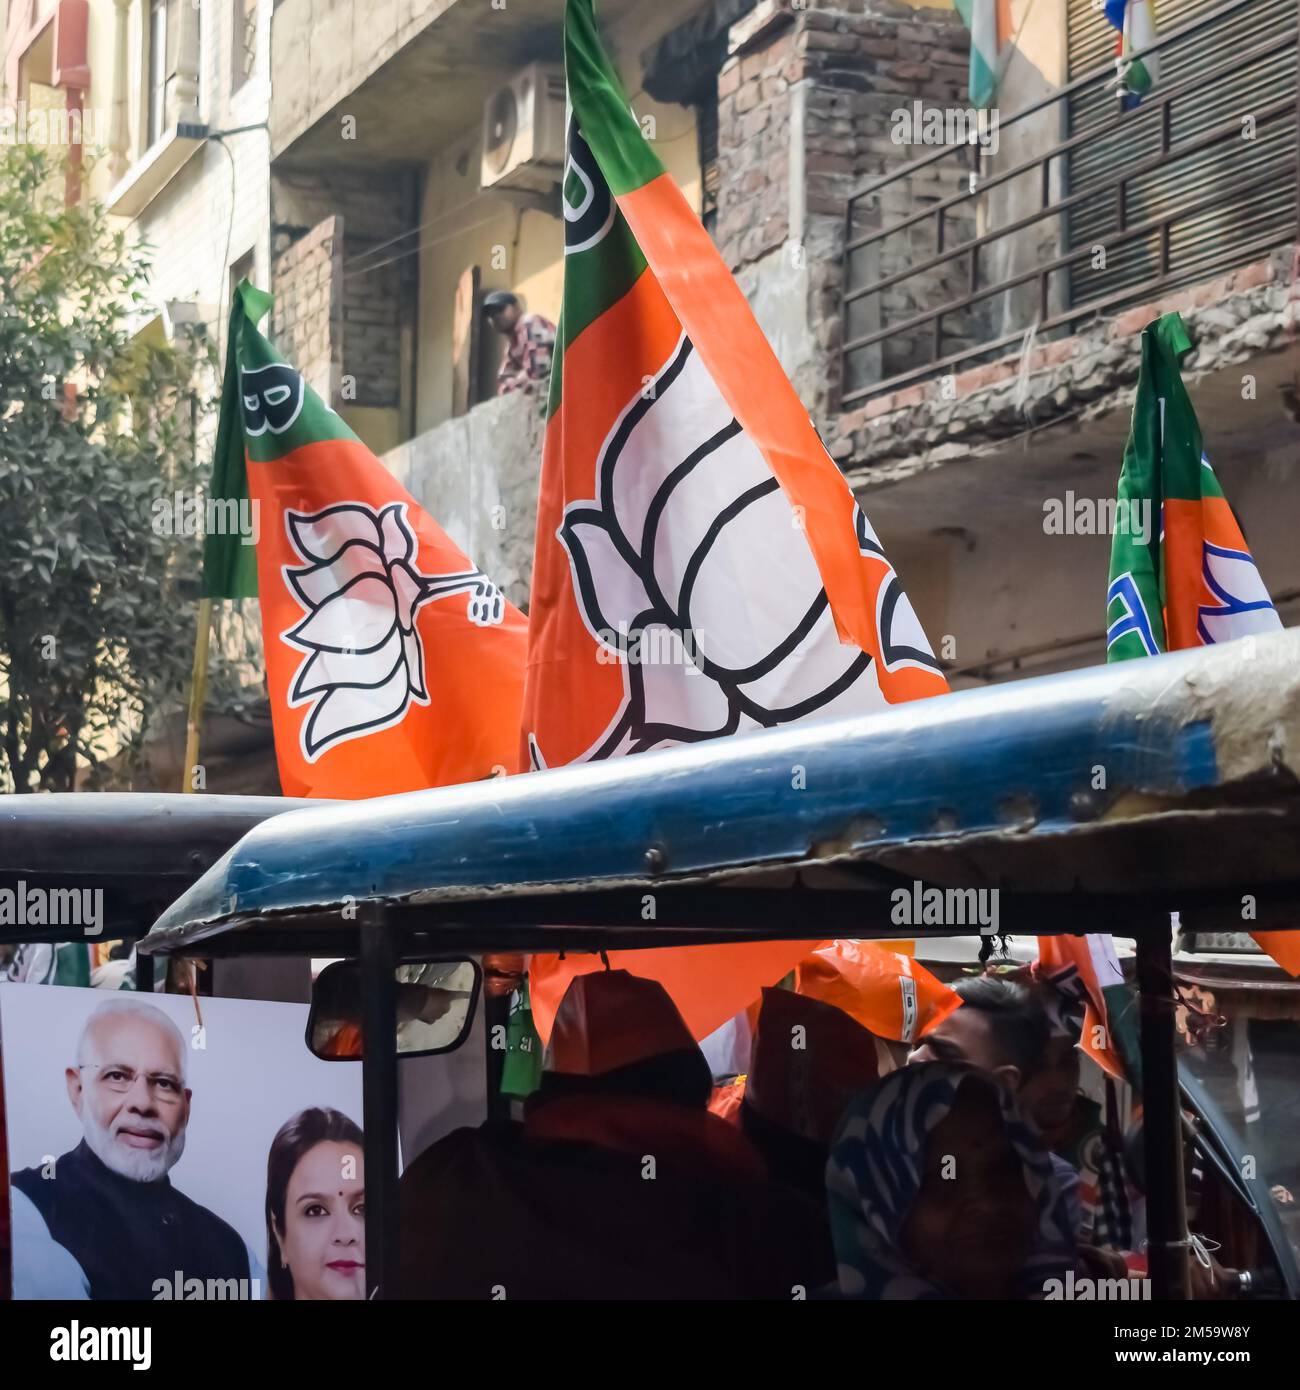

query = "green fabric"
[202,280,359,596]
[53,943,91,987]
[201,282,270,599]
[565,0,667,197]
[1125,56,1153,96]
[500,976,544,1100]
[547,0,658,417]
[953,0,999,110]
[236,291,357,465]
[1102,981,1143,1094]
[1105,312,1199,662]
[545,223,647,420]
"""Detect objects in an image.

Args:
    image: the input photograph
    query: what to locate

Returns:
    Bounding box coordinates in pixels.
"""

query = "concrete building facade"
[9,0,1295,784]
[292,0,1298,692]
[4,0,274,334]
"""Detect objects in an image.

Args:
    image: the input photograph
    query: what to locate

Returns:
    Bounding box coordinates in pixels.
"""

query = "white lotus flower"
[281,501,502,760]
[551,333,939,762]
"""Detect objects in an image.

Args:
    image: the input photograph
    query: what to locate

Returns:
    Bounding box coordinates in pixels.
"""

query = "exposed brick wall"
[271,167,417,411]
[715,18,798,269]
[716,2,973,414]
[340,252,407,409]
[272,215,344,404]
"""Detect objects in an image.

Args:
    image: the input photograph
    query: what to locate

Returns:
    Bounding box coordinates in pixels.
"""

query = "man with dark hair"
[908,975,1051,1090]
[909,975,1083,1232]
[482,290,556,396]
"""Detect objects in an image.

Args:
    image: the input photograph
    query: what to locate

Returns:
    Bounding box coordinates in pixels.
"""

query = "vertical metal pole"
[181,597,213,794]
[360,905,399,1299]
[1136,918,1190,1300]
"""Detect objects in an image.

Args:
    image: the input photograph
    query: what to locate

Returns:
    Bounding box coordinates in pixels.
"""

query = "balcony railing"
[839,0,1299,406]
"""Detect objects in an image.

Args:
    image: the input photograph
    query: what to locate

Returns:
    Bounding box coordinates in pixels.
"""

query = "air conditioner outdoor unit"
[480,62,567,195]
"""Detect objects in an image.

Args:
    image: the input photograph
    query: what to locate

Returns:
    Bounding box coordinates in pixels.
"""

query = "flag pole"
[181,596,214,794]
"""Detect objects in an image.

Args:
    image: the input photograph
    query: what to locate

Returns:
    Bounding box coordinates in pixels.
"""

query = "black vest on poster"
[12,1140,250,1300]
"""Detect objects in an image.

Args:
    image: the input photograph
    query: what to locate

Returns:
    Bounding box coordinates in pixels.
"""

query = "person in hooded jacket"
[395,969,833,1299]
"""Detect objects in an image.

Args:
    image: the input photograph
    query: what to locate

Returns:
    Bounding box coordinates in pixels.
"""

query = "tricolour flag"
[1105,0,1160,107]
[1038,933,1141,1086]
[524,0,948,1043]
[954,0,1004,110]
[204,281,527,798]
[1105,311,1298,978]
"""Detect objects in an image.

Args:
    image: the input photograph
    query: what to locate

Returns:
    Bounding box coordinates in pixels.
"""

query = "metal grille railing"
[839,0,1298,407]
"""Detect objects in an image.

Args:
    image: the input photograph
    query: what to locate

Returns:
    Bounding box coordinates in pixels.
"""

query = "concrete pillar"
[109,0,131,180]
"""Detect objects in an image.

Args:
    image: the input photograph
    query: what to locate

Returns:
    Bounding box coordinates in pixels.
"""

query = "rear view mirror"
[307,958,480,1061]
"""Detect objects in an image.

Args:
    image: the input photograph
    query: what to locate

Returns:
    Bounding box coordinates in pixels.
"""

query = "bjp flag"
[1037,933,1141,1086]
[1105,310,1297,977]
[203,281,527,797]
[525,0,948,1042]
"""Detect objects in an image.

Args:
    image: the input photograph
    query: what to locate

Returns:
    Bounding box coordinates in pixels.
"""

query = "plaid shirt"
[497,313,556,395]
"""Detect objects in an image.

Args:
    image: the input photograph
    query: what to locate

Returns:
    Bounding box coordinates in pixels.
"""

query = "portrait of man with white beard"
[9,998,258,1300]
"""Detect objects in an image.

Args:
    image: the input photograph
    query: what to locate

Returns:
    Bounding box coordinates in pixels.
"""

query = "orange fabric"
[617,175,949,703]
[543,969,696,1075]
[320,1021,363,1059]
[1038,936,1126,1082]
[530,940,826,1046]
[1080,1000,1126,1083]
[1250,931,1300,978]
[996,0,1014,45]
[794,939,961,1044]
[521,270,679,768]
[248,437,527,796]
[1164,495,1297,974]
[525,163,943,1051]
[483,953,527,997]
[1162,495,1242,651]
[709,1079,746,1126]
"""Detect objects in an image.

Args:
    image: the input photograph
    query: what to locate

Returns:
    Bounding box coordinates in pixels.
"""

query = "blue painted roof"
[139,630,1300,952]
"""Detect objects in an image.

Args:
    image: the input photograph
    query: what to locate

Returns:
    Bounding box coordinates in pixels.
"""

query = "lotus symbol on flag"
[1196,540,1280,645]
[281,502,504,760]
[552,335,938,762]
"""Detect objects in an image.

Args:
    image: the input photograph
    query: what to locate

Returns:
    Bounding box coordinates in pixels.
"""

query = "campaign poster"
[1,985,364,1302]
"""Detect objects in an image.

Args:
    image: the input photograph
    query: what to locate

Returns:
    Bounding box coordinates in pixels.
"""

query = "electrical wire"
[341,208,530,283]
[341,185,500,272]
[213,136,236,347]
[208,122,269,352]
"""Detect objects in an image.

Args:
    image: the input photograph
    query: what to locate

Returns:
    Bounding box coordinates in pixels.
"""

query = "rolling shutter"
[1065,0,1295,315]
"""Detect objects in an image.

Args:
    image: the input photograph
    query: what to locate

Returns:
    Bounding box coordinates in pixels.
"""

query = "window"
[233,0,258,92]
[229,249,255,305]
[146,0,168,148]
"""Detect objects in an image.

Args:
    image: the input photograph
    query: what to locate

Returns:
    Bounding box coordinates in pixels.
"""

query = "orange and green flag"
[1105,310,1297,977]
[203,281,527,798]
[524,0,948,1042]
[1037,933,1140,1086]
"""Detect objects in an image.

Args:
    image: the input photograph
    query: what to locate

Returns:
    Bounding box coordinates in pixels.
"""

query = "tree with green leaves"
[0,144,256,792]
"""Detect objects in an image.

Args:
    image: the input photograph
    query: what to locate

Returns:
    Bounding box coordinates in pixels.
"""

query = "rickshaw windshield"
[1177,1002,1300,1267]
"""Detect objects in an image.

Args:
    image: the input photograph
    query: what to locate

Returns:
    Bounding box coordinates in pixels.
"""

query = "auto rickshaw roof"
[137,629,1300,958]
[0,792,318,943]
